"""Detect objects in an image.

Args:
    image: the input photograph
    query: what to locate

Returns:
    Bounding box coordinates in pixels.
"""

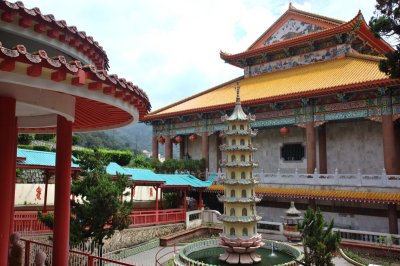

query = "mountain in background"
[76,123,154,153]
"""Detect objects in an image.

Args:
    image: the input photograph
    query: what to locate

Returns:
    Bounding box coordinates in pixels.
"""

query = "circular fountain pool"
[174,239,303,266]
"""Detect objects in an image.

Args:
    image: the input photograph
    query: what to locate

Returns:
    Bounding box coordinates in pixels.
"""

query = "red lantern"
[175,135,183,143]
[158,136,165,144]
[279,127,289,136]
[189,134,197,142]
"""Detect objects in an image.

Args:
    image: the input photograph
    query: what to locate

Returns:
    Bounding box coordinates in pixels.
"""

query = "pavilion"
[0,0,151,265]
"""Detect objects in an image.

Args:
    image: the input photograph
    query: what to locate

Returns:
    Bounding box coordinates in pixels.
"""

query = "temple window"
[231,172,236,179]
[230,228,235,235]
[249,155,252,161]
[240,125,244,130]
[240,155,245,162]
[231,190,235,197]
[251,189,254,196]
[281,143,305,161]
[232,125,236,130]
[242,208,247,216]
[231,155,236,162]
[241,172,246,179]
[240,139,245,145]
[250,172,252,178]
[241,189,247,197]
[224,207,226,213]
[243,228,248,236]
[253,227,256,234]
[232,139,236,145]
[230,208,236,216]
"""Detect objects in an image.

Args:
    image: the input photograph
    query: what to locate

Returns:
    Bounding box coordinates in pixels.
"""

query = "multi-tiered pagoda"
[218,83,263,264]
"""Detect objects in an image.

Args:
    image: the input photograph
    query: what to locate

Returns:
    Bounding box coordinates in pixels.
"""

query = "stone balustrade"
[208,169,400,188]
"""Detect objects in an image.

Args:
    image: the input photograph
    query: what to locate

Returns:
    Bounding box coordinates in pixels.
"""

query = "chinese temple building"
[0,0,150,264]
[218,84,263,264]
[144,4,400,235]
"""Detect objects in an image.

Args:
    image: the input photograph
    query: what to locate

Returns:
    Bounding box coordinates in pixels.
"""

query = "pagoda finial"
[235,82,241,105]
[288,2,296,10]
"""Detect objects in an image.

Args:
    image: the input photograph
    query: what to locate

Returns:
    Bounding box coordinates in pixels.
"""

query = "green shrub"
[343,249,367,266]
[72,149,133,166]
[34,134,55,141]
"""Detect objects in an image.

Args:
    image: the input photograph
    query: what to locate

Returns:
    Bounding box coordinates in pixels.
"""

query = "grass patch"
[343,249,367,265]
[343,249,400,266]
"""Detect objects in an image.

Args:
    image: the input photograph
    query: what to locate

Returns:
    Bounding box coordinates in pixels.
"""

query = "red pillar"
[43,172,50,213]
[0,97,17,266]
[52,115,73,266]
[216,132,222,170]
[318,124,327,174]
[309,198,316,211]
[130,186,134,202]
[159,188,163,210]
[183,190,187,211]
[179,137,185,160]
[382,115,400,174]
[388,203,398,234]
[165,135,172,160]
[202,132,209,169]
[306,122,316,174]
[152,136,158,160]
[198,190,203,210]
[155,186,159,223]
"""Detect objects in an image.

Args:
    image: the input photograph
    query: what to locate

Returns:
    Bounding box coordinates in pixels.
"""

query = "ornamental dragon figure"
[218,82,263,264]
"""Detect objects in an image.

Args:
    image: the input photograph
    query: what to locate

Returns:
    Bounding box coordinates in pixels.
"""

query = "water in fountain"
[270,241,276,257]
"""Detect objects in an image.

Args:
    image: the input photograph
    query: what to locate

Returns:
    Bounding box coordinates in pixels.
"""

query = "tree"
[298,208,340,266]
[369,1,400,78]
[70,150,133,259]
[18,134,33,145]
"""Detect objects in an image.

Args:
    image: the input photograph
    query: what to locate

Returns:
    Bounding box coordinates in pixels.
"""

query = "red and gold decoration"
[188,134,197,142]
[158,136,165,144]
[279,126,289,137]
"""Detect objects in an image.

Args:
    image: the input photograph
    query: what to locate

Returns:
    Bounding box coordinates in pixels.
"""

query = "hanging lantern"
[279,127,289,136]
[158,136,165,144]
[189,134,197,142]
[175,135,183,143]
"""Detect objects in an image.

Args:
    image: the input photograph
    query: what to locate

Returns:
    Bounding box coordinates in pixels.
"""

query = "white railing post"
[357,169,362,187]
[334,168,339,185]
[294,168,298,179]
[277,168,281,179]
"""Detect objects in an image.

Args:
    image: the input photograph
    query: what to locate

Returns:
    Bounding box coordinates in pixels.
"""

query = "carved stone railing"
[208,168,400,188]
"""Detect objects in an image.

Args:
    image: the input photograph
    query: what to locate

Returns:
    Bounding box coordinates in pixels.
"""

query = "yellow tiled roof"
[206,185,400,203]
[146,54,397,120]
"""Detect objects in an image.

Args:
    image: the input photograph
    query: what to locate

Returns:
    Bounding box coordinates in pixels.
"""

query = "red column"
[216,132,222,169]
[52,115,73,266]
[152,136,158,160]
[309,198,316,211]
[159,188,163,210]
[155,186,159,223]
[183,190,187,211]
[43,172,50,213]
[0,97,17,265]
[318,124,327,174]
[165,135,172,160]
[179,137,185,160]
[198,190,203,210]
[306,122,316,174]
[202,132,209,169]
[388,203,398,234]
[382,115,400,174]
[130,186,134,202]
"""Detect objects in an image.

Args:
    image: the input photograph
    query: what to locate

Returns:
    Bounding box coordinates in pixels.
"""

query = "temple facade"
[144,5,400,234]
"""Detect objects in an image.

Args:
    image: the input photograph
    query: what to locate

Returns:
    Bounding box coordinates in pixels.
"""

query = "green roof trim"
[17,148,79,169]
[106,162,214,188]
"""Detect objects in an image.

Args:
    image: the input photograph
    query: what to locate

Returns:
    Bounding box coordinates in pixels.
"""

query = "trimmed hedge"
[72,149,133,166]
[18,145,53,152]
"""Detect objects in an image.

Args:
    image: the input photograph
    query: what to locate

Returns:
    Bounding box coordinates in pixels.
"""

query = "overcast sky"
[25,0,377,111]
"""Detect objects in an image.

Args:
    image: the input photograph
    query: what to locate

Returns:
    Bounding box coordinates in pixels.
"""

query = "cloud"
[24,0,377,110]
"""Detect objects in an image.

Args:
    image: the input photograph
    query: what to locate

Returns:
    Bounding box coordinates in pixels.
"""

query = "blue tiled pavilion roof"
[106,162,214,188]
[17,148,80,169]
